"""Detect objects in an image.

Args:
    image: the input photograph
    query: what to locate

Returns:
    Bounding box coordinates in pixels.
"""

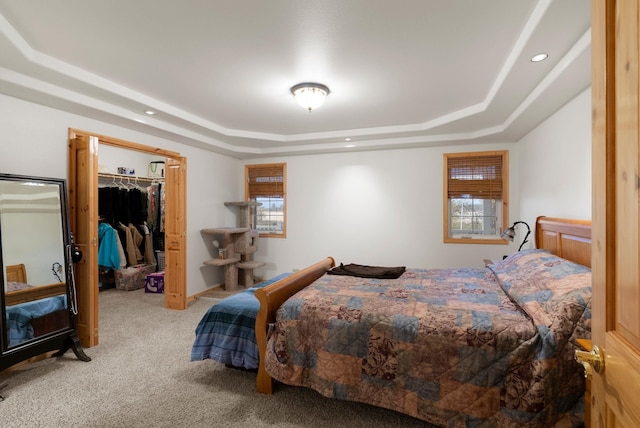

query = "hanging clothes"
[98,176,164,269]
[115,229,127,268]
[128,223,144,264]
[146,182,165,251]
[119,222,138,267]
[142,223,156,265]
[98,223,121,270]
[128,187,147,225]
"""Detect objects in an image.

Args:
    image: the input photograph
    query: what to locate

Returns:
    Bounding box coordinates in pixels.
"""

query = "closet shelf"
[98,172,163,183]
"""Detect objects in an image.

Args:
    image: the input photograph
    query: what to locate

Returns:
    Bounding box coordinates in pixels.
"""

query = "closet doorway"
[68,129,187,348]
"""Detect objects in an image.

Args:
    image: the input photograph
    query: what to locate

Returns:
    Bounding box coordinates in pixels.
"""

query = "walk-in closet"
[68,129,187,348]
[97,146,166,292]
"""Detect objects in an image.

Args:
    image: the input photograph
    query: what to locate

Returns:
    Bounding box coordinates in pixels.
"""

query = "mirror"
[0,173,89,370]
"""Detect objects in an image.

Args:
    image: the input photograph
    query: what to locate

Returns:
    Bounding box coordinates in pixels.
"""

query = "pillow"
[489,249,591,338]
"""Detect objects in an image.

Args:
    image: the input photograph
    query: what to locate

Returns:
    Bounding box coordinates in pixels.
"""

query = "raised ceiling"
[0,0,591,159]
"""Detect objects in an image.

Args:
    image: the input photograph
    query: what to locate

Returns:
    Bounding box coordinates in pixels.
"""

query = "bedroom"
[2,0,633,426]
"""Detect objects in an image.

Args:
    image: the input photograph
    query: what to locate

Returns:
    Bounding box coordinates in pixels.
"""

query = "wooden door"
[591,0,640,426]
[163,156,187,310]
[67,135,100,347]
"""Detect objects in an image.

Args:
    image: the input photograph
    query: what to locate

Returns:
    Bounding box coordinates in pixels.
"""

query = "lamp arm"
[513,221,531,251]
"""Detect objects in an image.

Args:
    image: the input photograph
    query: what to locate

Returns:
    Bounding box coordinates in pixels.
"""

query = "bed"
[191,272,291,369]
[254,216,592,427]
[5,264,69,347]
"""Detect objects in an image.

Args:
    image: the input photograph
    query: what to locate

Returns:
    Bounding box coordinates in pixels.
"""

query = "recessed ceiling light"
[345,138,351,141]
[144,110,156,115]
[530,53,548,63]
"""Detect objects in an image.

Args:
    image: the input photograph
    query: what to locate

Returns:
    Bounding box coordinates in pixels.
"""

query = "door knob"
[575,345,604,378]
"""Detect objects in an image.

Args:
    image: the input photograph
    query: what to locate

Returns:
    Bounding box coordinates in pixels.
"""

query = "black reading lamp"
[501,221,531,251]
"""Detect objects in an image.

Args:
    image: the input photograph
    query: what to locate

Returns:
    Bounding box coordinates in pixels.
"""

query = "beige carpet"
[0,288,427,428]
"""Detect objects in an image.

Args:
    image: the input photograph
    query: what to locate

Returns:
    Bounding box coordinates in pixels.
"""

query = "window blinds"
[447,153,503,199]
[247,163,285,198]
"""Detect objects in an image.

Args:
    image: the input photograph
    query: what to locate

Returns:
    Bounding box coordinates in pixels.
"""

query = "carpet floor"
[0,288,427,427]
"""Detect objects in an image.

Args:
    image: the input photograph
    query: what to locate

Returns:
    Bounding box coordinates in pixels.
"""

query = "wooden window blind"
[446,153,504,199]
[247,163,285,198]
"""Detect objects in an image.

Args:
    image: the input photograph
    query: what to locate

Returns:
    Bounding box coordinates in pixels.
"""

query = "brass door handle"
[575,345,604,378]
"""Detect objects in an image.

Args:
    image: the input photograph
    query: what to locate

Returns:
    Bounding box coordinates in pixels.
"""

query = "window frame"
[245,163,286,238]
[442,150,509,244]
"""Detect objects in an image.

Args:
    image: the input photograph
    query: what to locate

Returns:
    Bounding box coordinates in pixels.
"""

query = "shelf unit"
[223,201,261,227]
[202,202,265,290]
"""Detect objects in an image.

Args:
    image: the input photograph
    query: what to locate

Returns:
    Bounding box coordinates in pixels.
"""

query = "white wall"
[0,93,239,297]
[246,142,519,279]
[98,145,166,178]
[517,88,592,229]
[245,90,592,279]
[0,86,592,294]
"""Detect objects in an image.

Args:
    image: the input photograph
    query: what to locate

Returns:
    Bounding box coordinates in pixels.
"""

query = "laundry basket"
[156,250,165,271]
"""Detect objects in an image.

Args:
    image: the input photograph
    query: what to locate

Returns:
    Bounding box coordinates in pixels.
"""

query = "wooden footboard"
[254,256,335,394]
[6,282,67,306]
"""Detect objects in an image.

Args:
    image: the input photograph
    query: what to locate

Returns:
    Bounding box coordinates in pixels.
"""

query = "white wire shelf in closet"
[98,172,163,187]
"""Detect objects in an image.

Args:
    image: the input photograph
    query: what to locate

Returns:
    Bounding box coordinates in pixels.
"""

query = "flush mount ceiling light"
[290,82,330,112]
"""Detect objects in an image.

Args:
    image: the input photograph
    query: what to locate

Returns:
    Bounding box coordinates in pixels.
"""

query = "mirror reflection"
[1,179,69,348]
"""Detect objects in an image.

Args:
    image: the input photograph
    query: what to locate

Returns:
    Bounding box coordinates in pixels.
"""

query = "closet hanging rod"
[98,172,163,183]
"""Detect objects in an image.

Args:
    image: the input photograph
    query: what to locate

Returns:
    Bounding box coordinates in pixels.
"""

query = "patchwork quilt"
[264,250,592,427]
[6,281,32,292]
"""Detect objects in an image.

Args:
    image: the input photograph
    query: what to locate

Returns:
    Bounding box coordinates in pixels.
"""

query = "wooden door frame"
[591,0,640,426]
[68,129,187,347]
[590,0,615,423]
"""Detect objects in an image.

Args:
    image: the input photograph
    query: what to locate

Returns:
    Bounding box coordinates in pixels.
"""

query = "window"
[245,163,286,238]
[443,151,508,244]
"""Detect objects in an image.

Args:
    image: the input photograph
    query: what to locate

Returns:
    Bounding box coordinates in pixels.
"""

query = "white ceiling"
[0,0,591,159]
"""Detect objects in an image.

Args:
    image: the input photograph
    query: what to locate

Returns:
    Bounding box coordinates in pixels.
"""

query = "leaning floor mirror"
[0,173,90,372]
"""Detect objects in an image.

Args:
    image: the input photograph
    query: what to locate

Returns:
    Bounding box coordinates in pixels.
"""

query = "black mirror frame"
[0,173,90,372]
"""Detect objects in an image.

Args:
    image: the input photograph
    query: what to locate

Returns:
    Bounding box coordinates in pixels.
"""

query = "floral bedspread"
[264,250,591,427]
[6,281,31,292]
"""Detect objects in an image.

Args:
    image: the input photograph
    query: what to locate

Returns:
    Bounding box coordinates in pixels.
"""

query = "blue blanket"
[191,273,290,369]
[6,295,67,347]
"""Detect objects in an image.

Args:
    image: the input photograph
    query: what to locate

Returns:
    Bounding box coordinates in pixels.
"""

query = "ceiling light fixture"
[290,82,330,112]
[144,110,156,115]
[530,53,548,62]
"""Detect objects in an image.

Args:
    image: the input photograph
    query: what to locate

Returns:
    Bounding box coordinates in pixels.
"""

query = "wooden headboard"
[6,263,27,283]
[535,216,591,268]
